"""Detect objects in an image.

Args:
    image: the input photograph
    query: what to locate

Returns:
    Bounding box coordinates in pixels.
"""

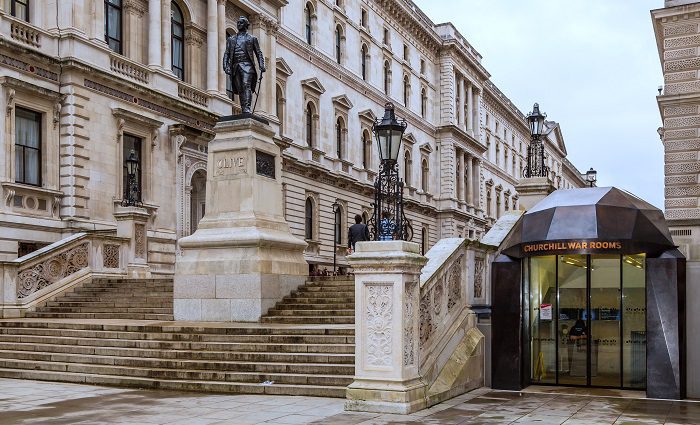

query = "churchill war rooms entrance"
[491,187,686,399]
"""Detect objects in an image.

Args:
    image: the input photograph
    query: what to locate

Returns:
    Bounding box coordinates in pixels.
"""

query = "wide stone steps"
[0,368,348,398]
[24,312,174,320]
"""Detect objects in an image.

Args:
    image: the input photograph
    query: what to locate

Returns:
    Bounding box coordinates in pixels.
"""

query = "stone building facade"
[0,0,588,272]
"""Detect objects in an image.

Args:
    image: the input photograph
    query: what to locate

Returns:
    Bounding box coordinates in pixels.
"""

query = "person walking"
[347,214,370,253]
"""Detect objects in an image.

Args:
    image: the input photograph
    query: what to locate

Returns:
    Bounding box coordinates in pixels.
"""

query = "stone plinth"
[114,206,150,278]
[515,176,556,210]
[174,118,307,322]
[345,241,428,414]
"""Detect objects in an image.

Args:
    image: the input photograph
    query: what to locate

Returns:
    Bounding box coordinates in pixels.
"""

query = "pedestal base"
[345,378,427,414]
[515,177,556,210]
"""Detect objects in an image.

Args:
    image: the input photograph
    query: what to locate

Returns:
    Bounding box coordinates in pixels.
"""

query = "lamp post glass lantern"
[368,103,413,241]
[585,167,597,187]
[524,103,550,178]
[123,149,141,206]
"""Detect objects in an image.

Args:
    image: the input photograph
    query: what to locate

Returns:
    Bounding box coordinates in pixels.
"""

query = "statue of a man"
[223,16,266,114]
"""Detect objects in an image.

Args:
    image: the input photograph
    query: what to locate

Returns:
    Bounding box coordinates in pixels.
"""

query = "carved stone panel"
[134,224,146,258]
[17,242,89,298]
[366,284,393,367]
[447,255,463,311]
[404,280,417,366]
[474,257,485,299]
[103,244,120,269]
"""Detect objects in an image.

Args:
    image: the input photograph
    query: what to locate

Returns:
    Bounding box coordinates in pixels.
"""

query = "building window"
[403,44,409,61]
[403,151,412,186]
[421,158,429,192]
[383,27,389,45]
[10,0,29,22]
[122,134,142,202]
[305,103,314,148]
[335,25,342,64]
[420,59,425,74]
[421,227,428,255]
[304,198,314,239]
[403,74,410,106]
[334,207,342,244]
[336,117,343,159]
[305,3,313,45]
[361,44,368,81]
[496,193,501,218]
[362,130,370,169]
[420,88,427,118]
[383,61,390,95]
[14,107,41,186]
[486,189,492,217]
[104,0,122,54]
[361,8,367,27]
[276,84,284,134]
[171,2,185,80]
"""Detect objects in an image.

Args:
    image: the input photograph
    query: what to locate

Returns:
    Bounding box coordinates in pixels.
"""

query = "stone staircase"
[25,278,175,321]
[0,276,356,397]
[262,277,355,325]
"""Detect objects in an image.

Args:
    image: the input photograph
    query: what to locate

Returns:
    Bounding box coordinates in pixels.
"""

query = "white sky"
[414,0,665,208]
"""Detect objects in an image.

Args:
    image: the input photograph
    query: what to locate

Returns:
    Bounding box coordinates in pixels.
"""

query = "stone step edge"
[0,368,348,397]
[0,327,354,339]
[0,322,355,334]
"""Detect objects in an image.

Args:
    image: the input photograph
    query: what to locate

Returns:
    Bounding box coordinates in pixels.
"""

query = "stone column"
[148,0,161,68]
[457,149,464,201]
[345,241,428,414]
[467,82,474,136]
[217,0,227,93]
[473,88,481,135]
[466,153,473,206]
[174,118,307,322]
[473,158,481,211]
[458,77,465,129]
[161,0,171,71]
[114,207,151,278]
[91,0,105,42]
[206,0,218,93]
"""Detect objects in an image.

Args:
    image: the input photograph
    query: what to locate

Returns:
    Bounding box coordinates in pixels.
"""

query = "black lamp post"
[332,201,340,275]
[585,168,597,187]
[368,103,413,241]
[523,103,550,178]
[123,149,141,207]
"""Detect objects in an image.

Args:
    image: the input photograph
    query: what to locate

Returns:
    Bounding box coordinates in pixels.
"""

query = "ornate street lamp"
[368,103,413,241]
[523,103,550,178]
[123,149,141,207]
[585,167,597,187]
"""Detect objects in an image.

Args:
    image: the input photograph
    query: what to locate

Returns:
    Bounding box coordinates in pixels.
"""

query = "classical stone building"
[652,0,700,398]
[0,0,588,272]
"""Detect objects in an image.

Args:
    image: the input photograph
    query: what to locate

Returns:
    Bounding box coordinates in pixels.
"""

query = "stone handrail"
[110,54,150,84]
[0,232,129,318]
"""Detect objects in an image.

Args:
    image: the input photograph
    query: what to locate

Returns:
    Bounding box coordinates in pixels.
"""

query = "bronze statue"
[223,16,266,114]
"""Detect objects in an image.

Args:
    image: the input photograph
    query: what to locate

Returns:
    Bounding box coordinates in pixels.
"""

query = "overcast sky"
[415,0,665,208]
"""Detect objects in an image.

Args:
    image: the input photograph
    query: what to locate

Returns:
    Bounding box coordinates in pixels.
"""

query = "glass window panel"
[590,254,621,387]
[24,148,39,185]
[623,253,646,389]
[15,148,24,183]
[529,256,557,384]
[108,9,121,39]
[557,254,588,386]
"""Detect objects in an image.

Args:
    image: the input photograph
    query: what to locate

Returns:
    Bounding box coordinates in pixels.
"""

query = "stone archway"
[189,169,207,234]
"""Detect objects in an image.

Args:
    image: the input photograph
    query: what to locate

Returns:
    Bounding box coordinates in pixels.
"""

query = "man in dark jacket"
[348,214,370,252]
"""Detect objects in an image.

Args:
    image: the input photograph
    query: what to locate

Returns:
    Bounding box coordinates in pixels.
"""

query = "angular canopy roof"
[500,187,675,258]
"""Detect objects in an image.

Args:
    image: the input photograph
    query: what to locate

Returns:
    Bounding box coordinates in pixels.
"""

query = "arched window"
[421,158,429,192]
[104,0,122,53]
[334,207,342,244]
[403,75,410,106]
[421,227,428,255]
[335,25,342,64]
[361,44,368,81]
[362,130,370,169]
[496,193,501,218]
[403,150,411,186]
[383,61,390,95]
[305,198,314,239]
[171,2,185,80]
[276,85,284,134]
[305,103,314,148]
[304,3,313,45]
[486,189,492,217]
[10,0,29,21]
[336,117,343,159]
[420,88,427,118]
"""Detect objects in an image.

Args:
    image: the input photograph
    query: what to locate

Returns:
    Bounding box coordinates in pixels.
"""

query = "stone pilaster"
[147,0,161,68]
[345,241,428,414]
[114,206,151,278]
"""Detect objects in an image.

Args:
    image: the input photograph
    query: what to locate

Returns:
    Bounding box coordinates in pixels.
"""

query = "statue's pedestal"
[174,118,307,322]
[515,176,556,210]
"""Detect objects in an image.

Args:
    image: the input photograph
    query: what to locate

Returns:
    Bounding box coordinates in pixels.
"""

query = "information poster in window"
[541,303,553,320]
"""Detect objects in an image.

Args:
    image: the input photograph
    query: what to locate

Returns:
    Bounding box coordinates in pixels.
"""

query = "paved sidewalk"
[0,378,698,424]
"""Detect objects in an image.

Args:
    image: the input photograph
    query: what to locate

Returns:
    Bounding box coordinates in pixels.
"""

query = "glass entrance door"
[529,254,646,389]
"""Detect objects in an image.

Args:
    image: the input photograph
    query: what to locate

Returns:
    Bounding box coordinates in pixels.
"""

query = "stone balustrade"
[0,232,130,318]
[10,20,41,48]
[178,83,209,107]
[110,55,150,84]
